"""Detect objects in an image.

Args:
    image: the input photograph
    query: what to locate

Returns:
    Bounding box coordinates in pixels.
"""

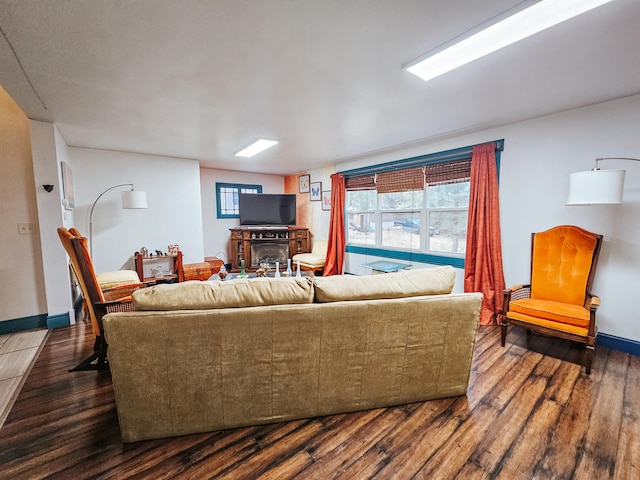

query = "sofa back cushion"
[133,277,314,311]
[314,266,455,303]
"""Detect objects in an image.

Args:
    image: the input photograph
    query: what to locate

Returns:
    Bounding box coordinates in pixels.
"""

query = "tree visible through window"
[216,182,262,218]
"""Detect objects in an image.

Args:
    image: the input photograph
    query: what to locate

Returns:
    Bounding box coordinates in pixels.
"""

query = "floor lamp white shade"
[566,169,625,205]
[121,190,148,209]
[89,184,148,257]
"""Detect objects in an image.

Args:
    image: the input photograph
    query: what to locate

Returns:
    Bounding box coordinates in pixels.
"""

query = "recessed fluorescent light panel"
[405,0,614,82]
[234,138,279,158]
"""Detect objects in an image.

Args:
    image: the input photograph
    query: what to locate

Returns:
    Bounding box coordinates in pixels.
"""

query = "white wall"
[200,168,284,264]
[335,94,640,342]
[0,89,47,323]
[70,148,204,272]
[304,165,335,242]
[30,121,74,322]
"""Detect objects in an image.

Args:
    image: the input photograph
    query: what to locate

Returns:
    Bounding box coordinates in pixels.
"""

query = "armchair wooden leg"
[500,317,508,347]
[585,345,594,375]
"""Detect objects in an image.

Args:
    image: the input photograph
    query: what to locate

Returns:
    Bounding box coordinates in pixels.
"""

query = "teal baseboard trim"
[47,312,71,329]
[597,333,640,357]
[0,314,48,335]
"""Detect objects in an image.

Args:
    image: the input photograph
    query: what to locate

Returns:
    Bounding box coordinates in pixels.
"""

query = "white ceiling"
[1,0,639,175]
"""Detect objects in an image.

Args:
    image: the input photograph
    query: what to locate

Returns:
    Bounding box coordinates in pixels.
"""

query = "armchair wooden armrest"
[101,282,145,302]
[586,294,601,311]
[501,284,531,317]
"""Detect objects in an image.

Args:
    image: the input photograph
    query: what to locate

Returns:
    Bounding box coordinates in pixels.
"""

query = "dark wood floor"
[1,322,638,479]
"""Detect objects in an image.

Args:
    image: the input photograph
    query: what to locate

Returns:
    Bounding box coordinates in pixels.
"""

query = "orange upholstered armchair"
[58,227,145,370]
[500,225,603,374]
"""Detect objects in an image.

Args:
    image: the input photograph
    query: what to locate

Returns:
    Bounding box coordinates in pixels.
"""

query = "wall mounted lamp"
[567,157,640,205]
[89,184,148,257]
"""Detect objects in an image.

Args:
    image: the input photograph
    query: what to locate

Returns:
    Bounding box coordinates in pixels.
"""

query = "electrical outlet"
[18,223,36,235]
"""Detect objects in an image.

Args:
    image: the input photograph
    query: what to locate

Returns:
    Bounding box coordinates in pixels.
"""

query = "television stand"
[229,226,310,272]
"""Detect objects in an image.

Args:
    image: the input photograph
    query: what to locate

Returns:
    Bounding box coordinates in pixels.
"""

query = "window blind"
[375,166,424,193]
[425,159,471,185]
[345,174,375,190]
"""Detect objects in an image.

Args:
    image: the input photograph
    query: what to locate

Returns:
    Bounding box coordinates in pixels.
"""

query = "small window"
[216,182,262,218]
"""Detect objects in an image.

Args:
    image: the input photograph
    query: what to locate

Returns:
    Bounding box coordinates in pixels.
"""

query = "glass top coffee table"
[360,260,411,274]
[208,271,311,281]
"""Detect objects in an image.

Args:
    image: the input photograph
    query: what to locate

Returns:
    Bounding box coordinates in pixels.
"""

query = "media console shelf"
[135,251,183,283]
[229,227,310,272]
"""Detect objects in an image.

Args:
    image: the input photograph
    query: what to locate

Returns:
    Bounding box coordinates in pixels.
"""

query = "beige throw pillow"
[133,277,314,311]
[313,266,455,303]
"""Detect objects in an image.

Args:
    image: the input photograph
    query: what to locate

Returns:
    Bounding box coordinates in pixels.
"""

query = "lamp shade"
[121,190,148,209]
[566,169,625,205]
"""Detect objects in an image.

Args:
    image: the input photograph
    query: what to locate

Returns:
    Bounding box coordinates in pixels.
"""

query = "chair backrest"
[58,227,105,336]
[312,239,328,255]
[530,225,603,306]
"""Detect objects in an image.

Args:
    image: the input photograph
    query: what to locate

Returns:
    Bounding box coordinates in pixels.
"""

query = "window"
[216,182,262,218]
[342,141,502,267]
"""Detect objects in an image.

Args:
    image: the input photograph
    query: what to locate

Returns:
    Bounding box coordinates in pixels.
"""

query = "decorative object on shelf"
[89,183,148,257]
[140,246,148,256]
[274,261,281,277]
[240,259,247,278]
[218,264,227,280]
[567,157,640,205]
[255,267,267,277]
[310,181,322,201]
[299,174,310,193]
[322,190,331,210]
[285,258,293,277]
[168,244,180,256]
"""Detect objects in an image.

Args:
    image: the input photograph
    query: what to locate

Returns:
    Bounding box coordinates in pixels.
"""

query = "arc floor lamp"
[567,157,640,205]
[89,184,148,257]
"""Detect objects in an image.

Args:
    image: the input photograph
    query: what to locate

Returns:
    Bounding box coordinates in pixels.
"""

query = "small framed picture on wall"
[299,174,310,193]
[310,181,322,201]
[322,190,331,210]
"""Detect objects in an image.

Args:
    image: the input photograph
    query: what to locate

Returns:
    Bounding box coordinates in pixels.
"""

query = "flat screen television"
[238,193,296,226]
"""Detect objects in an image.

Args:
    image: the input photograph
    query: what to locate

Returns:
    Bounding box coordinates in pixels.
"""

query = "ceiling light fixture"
[404,0,614,83]
[567,157,640,205]
[234,138,279,158]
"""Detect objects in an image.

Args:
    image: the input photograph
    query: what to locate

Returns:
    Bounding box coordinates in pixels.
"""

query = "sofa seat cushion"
[96,270,141,290]
[291,252,325,268]
[313,266,455,303]
[133,277,314,311]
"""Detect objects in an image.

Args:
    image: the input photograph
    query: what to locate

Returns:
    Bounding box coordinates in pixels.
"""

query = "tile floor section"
[0,329,49,428]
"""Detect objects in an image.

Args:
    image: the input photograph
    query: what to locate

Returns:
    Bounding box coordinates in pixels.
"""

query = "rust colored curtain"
[324,173,346,275]
[464,142,505,325]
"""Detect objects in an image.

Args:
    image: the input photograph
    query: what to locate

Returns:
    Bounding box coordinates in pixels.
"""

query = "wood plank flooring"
[0,329,49,428]
[0,322,638,479]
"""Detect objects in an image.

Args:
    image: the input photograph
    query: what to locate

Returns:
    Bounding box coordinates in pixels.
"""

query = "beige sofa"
[103,266,482,442]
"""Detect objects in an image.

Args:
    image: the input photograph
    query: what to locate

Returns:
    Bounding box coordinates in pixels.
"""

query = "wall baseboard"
[0,314,48,335]
[46,313,71,329]
[0,312,70,334]
[597,333,640,357]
